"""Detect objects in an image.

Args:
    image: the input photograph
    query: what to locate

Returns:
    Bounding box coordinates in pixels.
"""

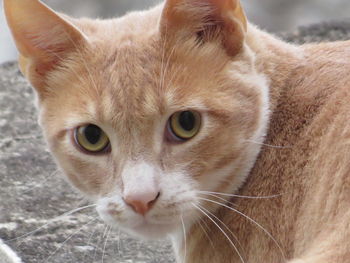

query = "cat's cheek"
[52,153,112,196]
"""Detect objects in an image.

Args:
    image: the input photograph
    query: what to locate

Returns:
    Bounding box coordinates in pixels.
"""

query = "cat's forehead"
[52,41,191,131]
[50,11,231,132]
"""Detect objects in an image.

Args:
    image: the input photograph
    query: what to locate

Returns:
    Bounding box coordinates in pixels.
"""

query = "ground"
[1,22,350,263]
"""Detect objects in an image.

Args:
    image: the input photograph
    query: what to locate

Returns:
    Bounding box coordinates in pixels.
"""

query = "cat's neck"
[245,25,306,113]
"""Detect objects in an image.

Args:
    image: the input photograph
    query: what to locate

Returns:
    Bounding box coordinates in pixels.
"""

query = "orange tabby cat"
[4,0,350,262]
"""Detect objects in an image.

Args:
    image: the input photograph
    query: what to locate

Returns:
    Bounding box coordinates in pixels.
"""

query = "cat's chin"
[121,222,178,240]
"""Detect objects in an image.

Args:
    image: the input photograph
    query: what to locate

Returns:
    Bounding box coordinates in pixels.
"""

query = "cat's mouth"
[96,198,182,239]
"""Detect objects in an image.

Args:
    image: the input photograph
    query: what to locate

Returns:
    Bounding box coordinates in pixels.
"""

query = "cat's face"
[5,0,269,239]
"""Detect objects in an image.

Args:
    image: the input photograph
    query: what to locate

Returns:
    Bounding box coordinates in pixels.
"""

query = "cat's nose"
[123,191,160,215]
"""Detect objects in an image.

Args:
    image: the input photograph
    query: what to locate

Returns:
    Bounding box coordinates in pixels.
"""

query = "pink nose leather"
[124,192,160,215]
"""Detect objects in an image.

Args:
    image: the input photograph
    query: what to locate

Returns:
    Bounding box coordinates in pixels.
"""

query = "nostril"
[155,191,161,200]
[148,191,160,207]
[123,191,161,216]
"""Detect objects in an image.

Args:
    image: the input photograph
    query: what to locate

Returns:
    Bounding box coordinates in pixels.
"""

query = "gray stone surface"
[1,22,350,263]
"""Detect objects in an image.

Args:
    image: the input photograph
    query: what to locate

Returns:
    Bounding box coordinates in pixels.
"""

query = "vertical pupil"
[179,111,195,131]
[84,125,101,144]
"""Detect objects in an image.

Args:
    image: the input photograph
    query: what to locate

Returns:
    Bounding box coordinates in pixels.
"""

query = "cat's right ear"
[4,0,88,93]
[160,0,247,57]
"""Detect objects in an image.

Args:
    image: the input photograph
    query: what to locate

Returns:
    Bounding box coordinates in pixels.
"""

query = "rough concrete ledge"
[1,21,350,263]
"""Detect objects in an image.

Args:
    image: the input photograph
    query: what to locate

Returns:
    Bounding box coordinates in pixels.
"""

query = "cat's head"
[5,0,269,239]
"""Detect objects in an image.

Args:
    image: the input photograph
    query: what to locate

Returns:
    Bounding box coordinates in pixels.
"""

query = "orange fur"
[4,0,350,262]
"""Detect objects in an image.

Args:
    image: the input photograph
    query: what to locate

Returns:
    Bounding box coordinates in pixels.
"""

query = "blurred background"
[1,0,350,64]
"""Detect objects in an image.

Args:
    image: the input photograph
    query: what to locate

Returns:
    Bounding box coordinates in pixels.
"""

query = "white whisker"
[21,170,61,195]
[245,139,291,149]
[199,192,238,207]
[0,152,21,158]
[44,46,88,91]
[0,135,42,142]
[160,44,177,90]
[199,197,286,260]
[63,30,100,96]
[159,29,168,91]
[192,203,245,263]
[180,215,187,263]
[93,225,107,262]
[82,223,100,262]
[199,205,246,257]
[117,229,122,258]
[45,217,98,262]
[196,218,215,251]
[102,225,109,239]
[102,226,112,263]
[8,203,97,243]
[165,65,182,94]
[198,190,283,200]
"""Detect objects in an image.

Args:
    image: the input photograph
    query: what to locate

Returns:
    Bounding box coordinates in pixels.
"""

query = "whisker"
[159,29,168,92]
[102,225,109,239]
[199,197,286,260]
[160,44,177,91]
[21,170,61,195]
[0,135,42,144]
[192,203,245,263]
[198,190,283,200]
[198,192,239,207]
[165,65,182,94]
[117,229,122,258]
[180,215,187,263]
[196,218,215,251]
[102,226,112,263]
[7,203,97,243]
[45,217,98,262]
[199,205,246,257]
[93,225,108,262]
[0,152,21,157]
[63,30,100,96]
[82,223,100,262]
[6,135,42,141]
[44,45,88,91]
[245,139,291,149]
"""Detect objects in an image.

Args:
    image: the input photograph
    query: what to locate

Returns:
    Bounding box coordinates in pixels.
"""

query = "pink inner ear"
[27,27,68,51]
[4,0,89,91]
[20,25,78,77]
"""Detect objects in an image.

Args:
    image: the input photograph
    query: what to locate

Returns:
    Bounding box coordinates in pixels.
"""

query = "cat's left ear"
[4,0,88,90]
[160,0,247,56]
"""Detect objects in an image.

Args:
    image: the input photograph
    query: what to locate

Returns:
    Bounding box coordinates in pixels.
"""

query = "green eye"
[74,124,110,153]
[169,111,201,141]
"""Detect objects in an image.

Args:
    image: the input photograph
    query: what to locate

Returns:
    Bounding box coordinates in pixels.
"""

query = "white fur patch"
[122,161,160,203]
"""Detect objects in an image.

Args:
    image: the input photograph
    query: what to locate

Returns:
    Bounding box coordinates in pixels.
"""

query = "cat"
[4,0,350,262]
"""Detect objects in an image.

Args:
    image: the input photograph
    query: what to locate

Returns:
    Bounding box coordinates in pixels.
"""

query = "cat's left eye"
[167,110,201,142]
[74,124,110,154]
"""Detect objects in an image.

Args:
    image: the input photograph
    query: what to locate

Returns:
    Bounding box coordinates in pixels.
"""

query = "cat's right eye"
[73,124,110,154]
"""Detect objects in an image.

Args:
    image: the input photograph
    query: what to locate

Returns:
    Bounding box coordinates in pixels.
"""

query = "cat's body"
[185,38,350,262]
[4,0,350,262]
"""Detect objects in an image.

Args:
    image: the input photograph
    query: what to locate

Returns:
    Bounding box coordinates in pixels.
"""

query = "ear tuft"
[160,0,247,56]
